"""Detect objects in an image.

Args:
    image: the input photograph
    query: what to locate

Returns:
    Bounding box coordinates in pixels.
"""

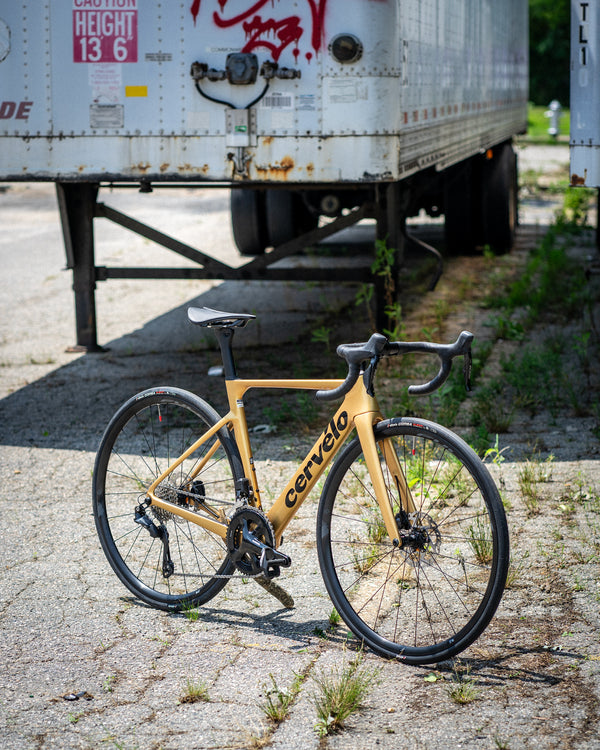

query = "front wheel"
[93,388,244,611]
[317,418,509,664]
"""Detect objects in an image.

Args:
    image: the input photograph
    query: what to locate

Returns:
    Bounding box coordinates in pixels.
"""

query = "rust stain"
[159,163,170,173]
[570,172,587,187]
[133,162,151,173]
[254,155,295,181]
[175,163,210,174]
[306,162,314,176]
[262,136,274,146]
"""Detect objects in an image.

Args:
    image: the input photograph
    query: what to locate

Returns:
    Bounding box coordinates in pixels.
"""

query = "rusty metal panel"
[0,0,527,183]
[570,0,600,187]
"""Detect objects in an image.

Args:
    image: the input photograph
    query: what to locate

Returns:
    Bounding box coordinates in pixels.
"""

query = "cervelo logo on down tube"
[73,0,138,63]
[189,0,328,63]
[285,411,348,508]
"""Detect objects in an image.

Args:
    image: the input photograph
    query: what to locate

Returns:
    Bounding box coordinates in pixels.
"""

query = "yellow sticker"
[125,86,148,97]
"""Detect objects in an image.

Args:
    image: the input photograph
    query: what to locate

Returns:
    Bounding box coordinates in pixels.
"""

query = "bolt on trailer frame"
[0,0,527,350]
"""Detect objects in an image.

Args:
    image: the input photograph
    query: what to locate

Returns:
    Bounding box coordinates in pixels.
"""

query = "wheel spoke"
[93,391,239,609]
[318,421,508,663]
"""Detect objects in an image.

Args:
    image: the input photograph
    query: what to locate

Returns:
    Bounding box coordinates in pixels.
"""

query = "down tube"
[268,403,355,540]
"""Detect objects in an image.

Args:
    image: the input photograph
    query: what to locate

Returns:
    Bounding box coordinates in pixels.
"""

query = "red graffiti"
[190,0,327,61]
[238,14,303,61]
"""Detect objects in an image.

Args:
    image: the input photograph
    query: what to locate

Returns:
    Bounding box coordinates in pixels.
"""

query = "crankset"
[226,506,291,579]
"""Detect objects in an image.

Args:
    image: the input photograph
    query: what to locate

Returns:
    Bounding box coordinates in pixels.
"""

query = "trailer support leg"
[56,182,102,352]
[375,182,406,332]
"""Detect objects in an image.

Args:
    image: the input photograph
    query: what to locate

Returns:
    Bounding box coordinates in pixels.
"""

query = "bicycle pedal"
[259,547,291,579]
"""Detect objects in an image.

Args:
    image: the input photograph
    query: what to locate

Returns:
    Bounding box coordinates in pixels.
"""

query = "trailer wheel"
[265,190,318,248]
[230,188,267,256]
[443,160,482,255]
[481,141,517,255]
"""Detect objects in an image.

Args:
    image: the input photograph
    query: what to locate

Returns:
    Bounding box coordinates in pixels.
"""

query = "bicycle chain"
[149,488,277,580]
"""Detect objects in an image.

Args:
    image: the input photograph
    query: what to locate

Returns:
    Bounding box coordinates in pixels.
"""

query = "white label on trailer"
[327,80,368,104]
[89,63,122,103]
[90,103,124,128]
[72,0,138,64]
[297,94,316,111]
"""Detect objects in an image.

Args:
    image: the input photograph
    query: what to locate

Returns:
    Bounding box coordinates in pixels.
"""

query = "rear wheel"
[93,388,243,611]
[317,418,509,664]
[265,190,318,247]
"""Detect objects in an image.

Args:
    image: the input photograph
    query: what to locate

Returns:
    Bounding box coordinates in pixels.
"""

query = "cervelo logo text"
[285,411,348,508]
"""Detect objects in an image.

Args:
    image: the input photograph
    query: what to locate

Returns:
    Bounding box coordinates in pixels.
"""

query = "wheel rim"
[322,425,505,660]
[95,396,236,605]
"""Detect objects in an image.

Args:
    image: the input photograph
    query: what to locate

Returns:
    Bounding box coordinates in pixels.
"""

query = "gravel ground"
[2,144,600,749]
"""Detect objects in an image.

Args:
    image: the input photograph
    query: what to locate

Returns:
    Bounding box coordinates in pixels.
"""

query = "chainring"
[226,506,276,576]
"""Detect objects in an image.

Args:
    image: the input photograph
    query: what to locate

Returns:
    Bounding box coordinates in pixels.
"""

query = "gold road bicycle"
[93,307,509,665]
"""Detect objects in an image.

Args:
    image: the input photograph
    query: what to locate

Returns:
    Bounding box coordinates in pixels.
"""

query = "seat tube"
[354,412,400,546]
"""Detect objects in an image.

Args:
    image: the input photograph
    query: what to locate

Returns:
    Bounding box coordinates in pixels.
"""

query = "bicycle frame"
[146,375,416,546]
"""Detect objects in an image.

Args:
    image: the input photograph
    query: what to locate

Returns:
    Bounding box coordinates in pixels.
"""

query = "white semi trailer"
[0,0,528,349]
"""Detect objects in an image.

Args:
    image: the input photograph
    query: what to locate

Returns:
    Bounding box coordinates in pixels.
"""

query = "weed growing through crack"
[466,514,494,565]
[182,601,200,622]
[505,551,530,589]
[179,677,210,704]
[446,665,480,705]
[518,453,554,515]
[262,672,305,724]
[328,607,342,627]
[312,653,379,736]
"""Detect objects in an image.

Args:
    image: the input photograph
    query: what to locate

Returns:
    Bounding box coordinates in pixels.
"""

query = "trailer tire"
[443,159,482,256]
[265,190,318,248]
[230,188,267,256]
[481,141,517,255]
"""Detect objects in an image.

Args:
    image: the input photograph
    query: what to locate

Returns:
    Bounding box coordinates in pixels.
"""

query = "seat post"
[213,327,238,379]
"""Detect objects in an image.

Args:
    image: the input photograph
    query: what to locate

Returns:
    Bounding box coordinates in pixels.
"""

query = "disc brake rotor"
[400,512,441,568]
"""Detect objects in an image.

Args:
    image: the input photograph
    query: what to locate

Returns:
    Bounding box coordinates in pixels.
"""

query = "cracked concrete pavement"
[2,146,600,749]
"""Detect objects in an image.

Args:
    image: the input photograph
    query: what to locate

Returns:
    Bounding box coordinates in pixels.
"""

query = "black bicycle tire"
[316,417,509,664]
[93,387,244,611]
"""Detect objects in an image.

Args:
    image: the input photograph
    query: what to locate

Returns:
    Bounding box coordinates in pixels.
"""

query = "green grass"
[446,665,480,705]
[312,654,379,736]
[262,672,305,723]
[179,678,210,704]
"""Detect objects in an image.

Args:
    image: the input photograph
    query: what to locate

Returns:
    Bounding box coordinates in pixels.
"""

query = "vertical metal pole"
[375,182,405,333]
[56,182,102,352]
